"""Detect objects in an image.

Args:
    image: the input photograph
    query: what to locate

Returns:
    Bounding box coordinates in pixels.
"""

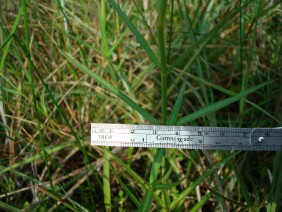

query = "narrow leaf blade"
[107,0,160,67]
[62,52,159,124]
[138,187,154,212]
[170,153,237,210]
[167,83,185,125]
[177,82,269,125]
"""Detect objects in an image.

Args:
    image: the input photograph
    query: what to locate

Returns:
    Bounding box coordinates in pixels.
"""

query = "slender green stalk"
[157,1,170,211]
[99,1,111,210]
[239,0,245,127]
[157,0,168,125]
[103,147,111,212]
[99,0,117,82]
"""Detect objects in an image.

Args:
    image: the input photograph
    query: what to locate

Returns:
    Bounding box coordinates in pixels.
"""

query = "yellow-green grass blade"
[62,51,159,124]
[0,141,74,175]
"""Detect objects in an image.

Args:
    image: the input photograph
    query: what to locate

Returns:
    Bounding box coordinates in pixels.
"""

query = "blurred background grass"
[0,0,281,211]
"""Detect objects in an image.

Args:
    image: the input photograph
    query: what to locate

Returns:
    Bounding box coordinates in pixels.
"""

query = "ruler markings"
[91,123,282,151]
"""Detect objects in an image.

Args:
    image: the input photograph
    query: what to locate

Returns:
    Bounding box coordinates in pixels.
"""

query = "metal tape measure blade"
[91,123,282,151]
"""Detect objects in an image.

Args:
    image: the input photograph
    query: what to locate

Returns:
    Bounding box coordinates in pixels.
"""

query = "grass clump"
[0,0,281,211]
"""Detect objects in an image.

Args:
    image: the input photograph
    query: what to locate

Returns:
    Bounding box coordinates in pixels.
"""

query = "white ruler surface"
[91,123,282,151]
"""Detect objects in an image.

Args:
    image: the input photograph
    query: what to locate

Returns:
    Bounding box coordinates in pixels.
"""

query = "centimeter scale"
[91,123,282,151]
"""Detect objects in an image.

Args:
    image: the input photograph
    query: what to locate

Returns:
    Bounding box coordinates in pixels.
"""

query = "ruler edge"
[91,123,282,132]
[90,123,282,151]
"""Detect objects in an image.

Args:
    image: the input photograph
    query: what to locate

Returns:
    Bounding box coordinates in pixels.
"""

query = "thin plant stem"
[158,0,168,125]
[157,1,170,210]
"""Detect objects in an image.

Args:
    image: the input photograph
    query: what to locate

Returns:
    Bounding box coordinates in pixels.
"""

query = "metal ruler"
[91,123,282,151]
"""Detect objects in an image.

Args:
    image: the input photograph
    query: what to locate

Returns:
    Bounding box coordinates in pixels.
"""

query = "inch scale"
[91,123,282,151]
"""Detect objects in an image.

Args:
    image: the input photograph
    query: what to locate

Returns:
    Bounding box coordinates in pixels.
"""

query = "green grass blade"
[204,184,246,208]
[23,0,54,191]
[107,29,129,57]
[108,148,165,206]
[169,152,237,210]
[107,0,160,67]
[190,192,212,212]
[0,0,23,148]
[0,32,14,52]
[181,0,215,125]
[172,1,253,74]
[103,147,111,211]
[98,0,117,82]
[37,186,77,211]
[0,2,22,70]
[139,187,154,212]
[155,177,185,190]
[12,35,98,191]
[229,158,252,207]
[105,148,149,189]
[157,0,168,125]
[167,83,185,125]
[173,69,280,123]
[139,148,164,211]
[267,152,282,211]
[106,147,165,210]
[177,81,269,125]
[1,166,89,211]
[111,167,141,208]
[62,51,159,124]
[0,201,20,212]
[0,141,73,174]
[0,86,21,95]
[149,149,164,184]
[132,64,155,91]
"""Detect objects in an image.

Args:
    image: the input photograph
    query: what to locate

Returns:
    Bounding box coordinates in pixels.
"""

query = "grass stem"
[157,0,168,125]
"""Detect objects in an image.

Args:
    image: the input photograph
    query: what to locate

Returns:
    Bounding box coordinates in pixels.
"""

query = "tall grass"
[0,0,281,211]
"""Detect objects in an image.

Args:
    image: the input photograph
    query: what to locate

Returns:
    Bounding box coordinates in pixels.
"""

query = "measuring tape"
[91,123,282,151]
